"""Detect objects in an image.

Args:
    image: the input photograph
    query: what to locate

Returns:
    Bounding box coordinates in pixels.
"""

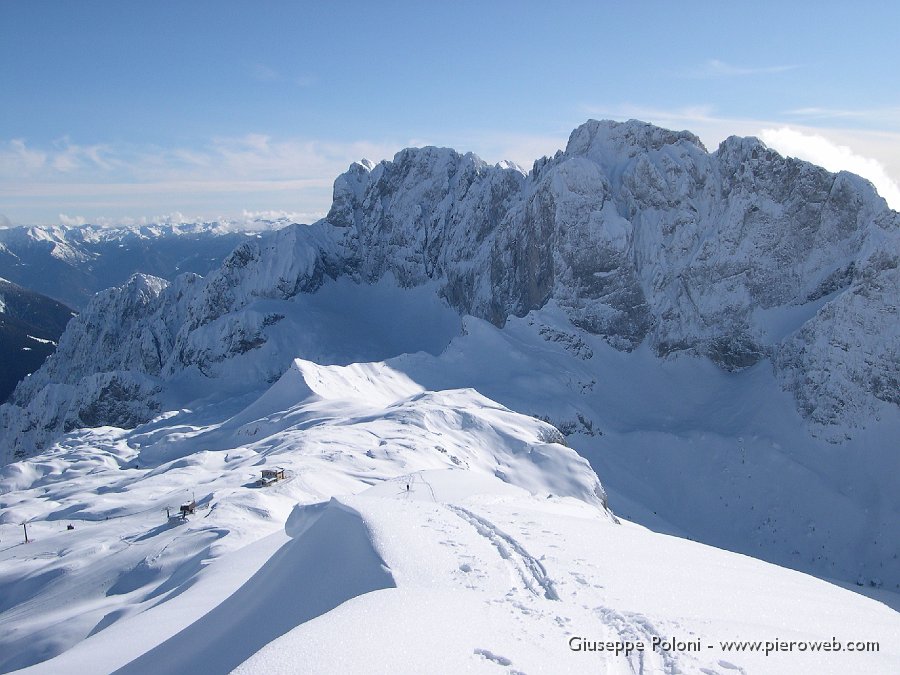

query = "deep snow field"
[391,304,900,592]
[1,280,899,674]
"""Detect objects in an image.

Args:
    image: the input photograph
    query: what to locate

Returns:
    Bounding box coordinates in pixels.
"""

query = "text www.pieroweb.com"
[568,636,880,656]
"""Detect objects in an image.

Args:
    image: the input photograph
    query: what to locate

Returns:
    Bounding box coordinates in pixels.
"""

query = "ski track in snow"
[590,606,679,675]
[446,504,560,602]
[443,501,682,675]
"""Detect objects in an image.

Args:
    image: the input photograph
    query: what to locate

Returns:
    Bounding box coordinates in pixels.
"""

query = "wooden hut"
[258,467,286,486]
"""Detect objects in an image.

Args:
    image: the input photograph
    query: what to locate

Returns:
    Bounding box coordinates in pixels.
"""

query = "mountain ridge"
[3,118,896,460]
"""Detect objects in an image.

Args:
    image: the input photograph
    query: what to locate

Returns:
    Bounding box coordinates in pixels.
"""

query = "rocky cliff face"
[328,120,897,434]
[2,119,897,459]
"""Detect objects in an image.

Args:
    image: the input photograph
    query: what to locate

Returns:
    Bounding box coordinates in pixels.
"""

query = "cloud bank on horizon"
[2,2,898,225]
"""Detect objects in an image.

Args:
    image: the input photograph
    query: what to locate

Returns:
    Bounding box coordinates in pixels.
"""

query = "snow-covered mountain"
[5,120,896,446]
[0,277,74,402]
[0,222,260,310]
[0,221,268,404]
[1,120,898,672]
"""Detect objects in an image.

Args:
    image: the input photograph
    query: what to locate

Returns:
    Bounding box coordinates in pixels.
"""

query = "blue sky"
[2,1,899,225]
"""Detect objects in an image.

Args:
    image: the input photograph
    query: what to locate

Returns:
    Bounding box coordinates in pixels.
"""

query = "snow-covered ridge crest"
[0,354,613,671]
[2,119,898,460]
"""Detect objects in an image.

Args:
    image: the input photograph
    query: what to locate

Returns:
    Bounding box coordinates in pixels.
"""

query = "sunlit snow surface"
[1,282,898,673]
[5,472,900,673]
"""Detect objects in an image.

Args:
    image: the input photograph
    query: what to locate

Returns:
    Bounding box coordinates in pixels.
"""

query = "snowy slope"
[0,359,607,672]
[2,362,897,674]
[390,305,900,590]
[236,480,900,675]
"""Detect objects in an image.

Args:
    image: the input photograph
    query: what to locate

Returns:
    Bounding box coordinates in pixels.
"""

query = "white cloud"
[1,138,114,178]
[760,127,900,210]
[52,210,325,230]
[683,59,799,78]
[250,63,280,82]
[249,63,315,87]
[58,212,200,228]
[0,139,47,175]
[2,134,410,188]
[239,209,323,224]
[128,135,407,185]
[1,134,410,225]
[58,213,87,226]
[7,114,900,226]
[784,106,900,129]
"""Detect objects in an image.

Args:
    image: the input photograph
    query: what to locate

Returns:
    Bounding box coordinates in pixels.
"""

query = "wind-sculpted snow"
[3,389,898,674]
[233,475,900,674]
[113,499,396,675]
[0,361,613,671]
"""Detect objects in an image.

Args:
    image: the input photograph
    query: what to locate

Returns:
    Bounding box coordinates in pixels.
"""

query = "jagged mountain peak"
[326,147,514,231]
[118,272,169,301]
[715,133,770,158]
[565,118,707,159]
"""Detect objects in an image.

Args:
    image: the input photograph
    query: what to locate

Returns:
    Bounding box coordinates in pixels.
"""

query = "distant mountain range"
[0,222,259,310]
[0,221,275,398]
